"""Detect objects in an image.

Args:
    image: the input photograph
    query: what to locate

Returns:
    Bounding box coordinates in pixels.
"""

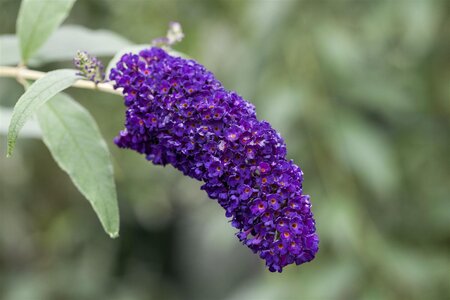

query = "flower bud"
[73,50,105,83]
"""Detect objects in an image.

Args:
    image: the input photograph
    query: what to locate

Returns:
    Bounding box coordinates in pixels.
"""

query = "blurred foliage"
[1,0,449,299]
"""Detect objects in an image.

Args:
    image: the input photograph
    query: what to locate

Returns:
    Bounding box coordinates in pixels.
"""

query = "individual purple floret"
[110,47,319,272]
[73,50,105,83]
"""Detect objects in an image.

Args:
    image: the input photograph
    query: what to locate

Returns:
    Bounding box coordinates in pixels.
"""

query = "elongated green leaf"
[37,93,119,237]
[17,0,76,63]
[0,34,20,65]
[1,26,131,66]
[33,25,131,64]
[7,69,79,156]
[0,106,41,138]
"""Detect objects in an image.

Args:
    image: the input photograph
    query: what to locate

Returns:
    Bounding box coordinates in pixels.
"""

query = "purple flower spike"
[110,47,319,272]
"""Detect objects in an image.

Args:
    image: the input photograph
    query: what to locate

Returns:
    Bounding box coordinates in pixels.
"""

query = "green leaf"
[1,26,131,66]
[33,25,132,64]
[0,34,20,65]
[37,93,119,238]
[7,69,79,157]
[16,0,76,63]
[0,106,41,138]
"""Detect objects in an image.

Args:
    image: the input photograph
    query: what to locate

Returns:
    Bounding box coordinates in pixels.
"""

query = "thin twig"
[0,66,123,96]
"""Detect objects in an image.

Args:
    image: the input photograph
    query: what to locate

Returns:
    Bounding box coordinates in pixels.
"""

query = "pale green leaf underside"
[7,69,79,156]
[0,25,132,66]
[17,0,76,63]
[37,93,119,237]
[0,106,41,138]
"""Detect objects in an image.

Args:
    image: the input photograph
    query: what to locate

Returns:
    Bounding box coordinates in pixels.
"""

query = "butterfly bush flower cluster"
[110,47,319,272]
[73,50,105,83]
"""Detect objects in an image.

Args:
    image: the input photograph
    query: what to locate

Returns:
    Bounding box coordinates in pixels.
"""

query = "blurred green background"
[1,0,450,299]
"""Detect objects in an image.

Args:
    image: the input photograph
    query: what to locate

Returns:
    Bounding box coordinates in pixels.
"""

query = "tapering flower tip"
[167,22,184,45]
[152,22,184,47]
[73,50,105,83]
[110,47,319,272]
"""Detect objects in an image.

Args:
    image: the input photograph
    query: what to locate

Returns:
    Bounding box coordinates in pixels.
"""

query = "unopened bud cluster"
[152,22,184,47]
[73,50,105,83]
